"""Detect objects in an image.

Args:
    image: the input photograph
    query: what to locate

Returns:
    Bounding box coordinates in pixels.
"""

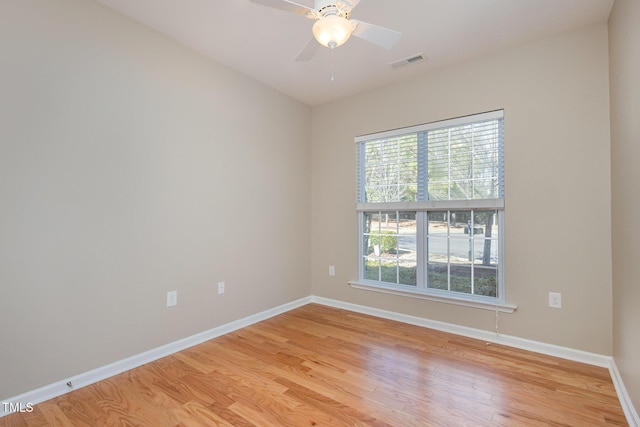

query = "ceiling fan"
[250,0,402,61]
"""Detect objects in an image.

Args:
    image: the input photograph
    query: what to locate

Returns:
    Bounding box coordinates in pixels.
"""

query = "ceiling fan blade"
[294,37,320,61]
[351,20,402,49]
[249,0,313,17]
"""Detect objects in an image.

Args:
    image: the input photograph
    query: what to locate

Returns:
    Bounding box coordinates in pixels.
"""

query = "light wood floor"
[0,304,627,426]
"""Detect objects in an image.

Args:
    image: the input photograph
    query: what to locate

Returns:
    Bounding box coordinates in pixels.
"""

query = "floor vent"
[390,53,427,69]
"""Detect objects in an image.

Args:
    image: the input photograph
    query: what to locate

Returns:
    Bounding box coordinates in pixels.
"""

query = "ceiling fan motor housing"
[314,1,353,19]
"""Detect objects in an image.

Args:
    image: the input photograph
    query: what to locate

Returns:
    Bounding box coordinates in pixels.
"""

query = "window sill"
[348,281,517,313]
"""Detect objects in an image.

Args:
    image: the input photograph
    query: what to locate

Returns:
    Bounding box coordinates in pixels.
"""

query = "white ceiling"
[95,0,614,106]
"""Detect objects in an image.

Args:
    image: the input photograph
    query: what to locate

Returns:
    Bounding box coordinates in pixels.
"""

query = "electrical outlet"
[329,265,335,276]
[167,290,177,307]
[218,281,225,295]
[548,292,562,309]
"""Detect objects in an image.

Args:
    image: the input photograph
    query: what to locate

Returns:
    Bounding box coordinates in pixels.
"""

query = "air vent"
[389,53,427,69]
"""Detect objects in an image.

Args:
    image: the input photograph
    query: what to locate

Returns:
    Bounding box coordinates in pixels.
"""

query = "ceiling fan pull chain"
[330,48,335,82]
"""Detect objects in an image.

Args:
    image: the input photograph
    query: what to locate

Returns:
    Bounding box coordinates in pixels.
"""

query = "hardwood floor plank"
[173,401,234,427]
[38,405,73,427]
[55,394,106,427]
[0,304,627,426]
[276,377,392,427]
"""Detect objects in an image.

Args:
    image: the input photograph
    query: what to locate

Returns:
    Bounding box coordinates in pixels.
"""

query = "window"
[354,111,506,307]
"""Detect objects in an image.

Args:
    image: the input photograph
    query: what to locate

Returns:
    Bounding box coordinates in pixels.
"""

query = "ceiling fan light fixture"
[312,15,355,49]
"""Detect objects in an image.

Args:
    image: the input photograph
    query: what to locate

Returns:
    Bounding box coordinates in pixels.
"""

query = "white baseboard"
[2,294,638,426]
[311,296,639,427]
[609,358,640,427]
[0,296,312,418]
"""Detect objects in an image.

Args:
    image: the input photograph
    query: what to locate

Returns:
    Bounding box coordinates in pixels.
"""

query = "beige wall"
[609,0,640,413]
[311,23,612,354]
[0,0,311,399]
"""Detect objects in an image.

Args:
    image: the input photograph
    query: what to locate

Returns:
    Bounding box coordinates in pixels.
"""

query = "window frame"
[351,111,515,312]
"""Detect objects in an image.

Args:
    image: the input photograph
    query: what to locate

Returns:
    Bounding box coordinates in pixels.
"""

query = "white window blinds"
[357,110,504,205]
